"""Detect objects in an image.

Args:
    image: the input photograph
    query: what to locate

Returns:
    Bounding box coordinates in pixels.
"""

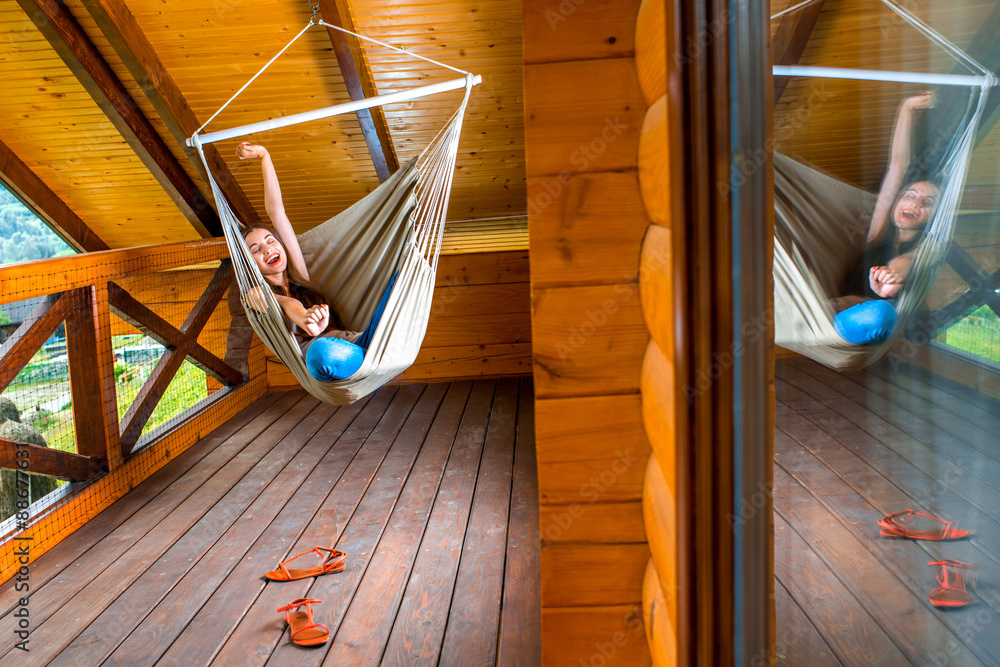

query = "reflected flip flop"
[277,597,330,646]
[877,510,971,541]
[928,560,977,608]
[264,546,347,581]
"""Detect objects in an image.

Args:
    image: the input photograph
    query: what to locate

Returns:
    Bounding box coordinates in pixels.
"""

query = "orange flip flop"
[278,597,330,646]
[877,510,971,541]
[264,546,347,581]
[928,560,977,608]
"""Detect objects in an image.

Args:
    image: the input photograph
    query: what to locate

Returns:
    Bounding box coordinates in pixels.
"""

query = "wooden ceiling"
[0,0,525,250]
[1,0,997,252]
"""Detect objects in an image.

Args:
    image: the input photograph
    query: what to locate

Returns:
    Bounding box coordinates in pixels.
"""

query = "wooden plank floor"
[0,378,541,666]
[775,357,1000,667]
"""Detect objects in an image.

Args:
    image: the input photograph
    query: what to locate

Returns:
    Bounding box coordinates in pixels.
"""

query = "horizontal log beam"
[0,437,106,482]
[0,239,229,304]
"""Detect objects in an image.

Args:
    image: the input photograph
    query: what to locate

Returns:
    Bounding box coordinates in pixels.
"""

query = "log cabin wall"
[523,1,658,664]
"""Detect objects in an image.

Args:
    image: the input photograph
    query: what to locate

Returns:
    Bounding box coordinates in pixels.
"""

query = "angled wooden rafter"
[18,0,222,238]
[318,0,399,182]
[771,0,826,104]
[109,261,241,455]
[0,138,109,253]
[79,0,262,228]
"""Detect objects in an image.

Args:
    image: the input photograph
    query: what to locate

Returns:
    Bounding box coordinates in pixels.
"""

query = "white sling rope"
[188,18,477,403]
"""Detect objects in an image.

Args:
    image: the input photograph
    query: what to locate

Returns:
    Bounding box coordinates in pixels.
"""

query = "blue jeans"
[304,273,398,382]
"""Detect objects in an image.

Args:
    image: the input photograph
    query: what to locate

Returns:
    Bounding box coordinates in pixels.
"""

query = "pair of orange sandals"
[878,509,976,608]
[266,546,348,647]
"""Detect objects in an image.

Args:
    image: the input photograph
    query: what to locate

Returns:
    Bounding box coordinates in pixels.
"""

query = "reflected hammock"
[772,0,996,370]
[189,18,478,404]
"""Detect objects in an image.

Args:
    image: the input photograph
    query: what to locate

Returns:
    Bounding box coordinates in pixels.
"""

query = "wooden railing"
[0,240,246,483]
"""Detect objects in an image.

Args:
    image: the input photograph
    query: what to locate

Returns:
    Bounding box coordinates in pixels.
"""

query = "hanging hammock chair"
[771,0,996,370]
[188,17,479,404]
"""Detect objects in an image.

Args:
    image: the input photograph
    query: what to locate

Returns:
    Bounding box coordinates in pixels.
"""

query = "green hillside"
[0,185,75,264]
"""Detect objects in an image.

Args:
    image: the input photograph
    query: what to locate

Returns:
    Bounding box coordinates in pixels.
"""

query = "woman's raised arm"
[867,91,937,244]
[237,142,311,282]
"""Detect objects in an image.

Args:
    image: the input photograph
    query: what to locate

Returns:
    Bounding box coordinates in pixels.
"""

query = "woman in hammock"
[832,91,939,345]
[237,142,395,381]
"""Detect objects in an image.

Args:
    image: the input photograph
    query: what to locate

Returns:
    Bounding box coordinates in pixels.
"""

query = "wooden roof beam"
[0,137,109,252]
[80,0,262,229]
[771,0,826,104]
[18,0,221,238]
[318,0,399,183]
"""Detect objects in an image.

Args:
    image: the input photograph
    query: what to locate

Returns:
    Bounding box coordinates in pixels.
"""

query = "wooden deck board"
[775,358,1000,667]
[0,390,287,618]
[497,377,542,666]
[439,376,520,666]
[773,577,842,667]
[0,379,539,666]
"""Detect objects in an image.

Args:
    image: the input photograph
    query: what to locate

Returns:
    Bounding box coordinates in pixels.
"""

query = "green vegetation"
[940,305,1000,365]
[0,185,74,264]
[3,335,208,455]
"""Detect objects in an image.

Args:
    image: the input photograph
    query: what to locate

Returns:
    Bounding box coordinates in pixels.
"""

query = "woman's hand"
[302,304,330,337]
[905,91,937,110]
[870,266,903,298]
[236,142,268,160]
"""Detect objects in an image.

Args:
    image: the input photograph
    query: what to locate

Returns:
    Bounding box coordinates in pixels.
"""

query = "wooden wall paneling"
[531,284,648,398]
[643,558,677,667]
[539,501,646,547]
[537,455,646,505]
[0,137,109,252]
[528,171,650,288]
[542,605,652,667]
[393,343,533,382]
[535,393,648,463]
[524,58,646,177]
[435,251,530,287]
[541,543,650,607]
[522,0,644,65]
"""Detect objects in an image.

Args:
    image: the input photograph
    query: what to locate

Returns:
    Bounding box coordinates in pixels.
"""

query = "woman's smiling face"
[893,181,939,232]
[244,228,287,279]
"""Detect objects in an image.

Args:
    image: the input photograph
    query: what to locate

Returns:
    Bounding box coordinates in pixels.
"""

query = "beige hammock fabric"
[196,89,471,404]
[773,152,881,370]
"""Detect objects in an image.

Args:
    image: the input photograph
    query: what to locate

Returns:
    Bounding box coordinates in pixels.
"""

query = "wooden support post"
[65,286,110,461]
[91,282,122,470]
